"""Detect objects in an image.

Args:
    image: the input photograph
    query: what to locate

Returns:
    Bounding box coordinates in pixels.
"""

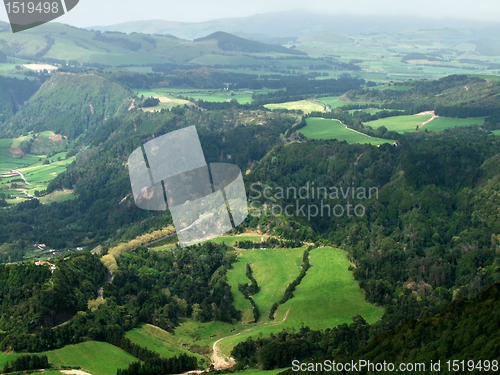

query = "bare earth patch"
[23,64,58,72]
[60,370,92,375]
[8,148,24,157]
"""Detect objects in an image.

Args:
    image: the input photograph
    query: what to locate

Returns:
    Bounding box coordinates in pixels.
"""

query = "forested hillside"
[0,76,42,123]
[2,73,134,139]
[343,75,500,117]
[0,106,297,257]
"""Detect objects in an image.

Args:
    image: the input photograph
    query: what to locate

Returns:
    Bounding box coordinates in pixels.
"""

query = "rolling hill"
[194,31,305,55]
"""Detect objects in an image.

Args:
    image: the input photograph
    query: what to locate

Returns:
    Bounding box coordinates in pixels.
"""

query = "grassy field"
[492,129,500,136]
[364,114,433,133]
[264,100,325,114]
[126,324,207,361]
[0,341,137,375]
[298,118,391,145]
[423,116,485,132]
[218,247,384,355]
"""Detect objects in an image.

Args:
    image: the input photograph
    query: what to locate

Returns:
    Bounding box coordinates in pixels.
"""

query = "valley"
[0,9,499,375]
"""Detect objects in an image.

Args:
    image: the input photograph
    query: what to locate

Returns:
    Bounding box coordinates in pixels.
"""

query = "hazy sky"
[1,0,499,26]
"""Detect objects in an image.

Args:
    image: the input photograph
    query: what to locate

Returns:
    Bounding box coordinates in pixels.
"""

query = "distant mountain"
[296,31,352,44]
[89,10,497,40]
[194,31,305,55]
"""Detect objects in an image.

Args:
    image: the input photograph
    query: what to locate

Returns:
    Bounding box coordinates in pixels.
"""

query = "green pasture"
[219,247,384,356]
[227,247,305,323]
[298,118,391,145]
[364,114,433,133]
[126,324,206,361]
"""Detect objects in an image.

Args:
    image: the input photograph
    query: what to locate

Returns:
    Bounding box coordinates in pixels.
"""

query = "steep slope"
[5,73,133,139]
[0,76,41,124]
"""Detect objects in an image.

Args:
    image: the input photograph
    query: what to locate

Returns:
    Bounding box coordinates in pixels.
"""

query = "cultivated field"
[298,118,391,145]
[134,88,273,105]
[317,96,379,109]
[264,100,325,113]
[0,137,75,204]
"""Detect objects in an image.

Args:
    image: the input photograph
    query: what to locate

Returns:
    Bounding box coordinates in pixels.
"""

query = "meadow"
[0,341,137,375]
[298,118,391,145]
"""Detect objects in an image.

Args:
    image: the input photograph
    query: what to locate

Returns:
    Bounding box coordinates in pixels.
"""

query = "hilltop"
[194,31,305,55]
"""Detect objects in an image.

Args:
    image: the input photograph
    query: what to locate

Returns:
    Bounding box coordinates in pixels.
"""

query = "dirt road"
[211,308,291,370]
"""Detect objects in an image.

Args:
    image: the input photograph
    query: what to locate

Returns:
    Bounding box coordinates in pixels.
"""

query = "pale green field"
[39,189,76,204]
[151,234,269,251]
[219,247,384,356]
[364,114,433,133]
[265,100,325,114]
[317,96,379,109]
[422,116,485,132]
[492,129,500,136]
[298,118,391,145]
[0,341,137,375]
